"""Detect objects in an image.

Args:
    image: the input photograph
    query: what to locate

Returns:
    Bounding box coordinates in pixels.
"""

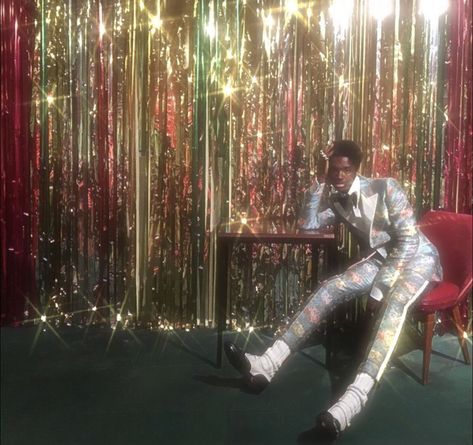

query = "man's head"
[327,140,362,193]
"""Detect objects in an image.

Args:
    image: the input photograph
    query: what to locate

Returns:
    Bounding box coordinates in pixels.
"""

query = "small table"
[216,218,337,367]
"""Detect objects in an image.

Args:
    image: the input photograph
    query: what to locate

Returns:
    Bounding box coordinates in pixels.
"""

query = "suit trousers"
[281,256,431,381]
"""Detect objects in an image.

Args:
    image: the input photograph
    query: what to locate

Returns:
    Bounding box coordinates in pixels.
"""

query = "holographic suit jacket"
[300,175,442,299]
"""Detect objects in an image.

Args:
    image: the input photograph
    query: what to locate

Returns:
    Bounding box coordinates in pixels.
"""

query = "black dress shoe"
[224,342,269,393]
[224,342,250,374]
[315,411,341,442]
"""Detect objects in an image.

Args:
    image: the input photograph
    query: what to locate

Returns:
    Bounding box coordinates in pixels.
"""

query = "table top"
[217,218,335,242]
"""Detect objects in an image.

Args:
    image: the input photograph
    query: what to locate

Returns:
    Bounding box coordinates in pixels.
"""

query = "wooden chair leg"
[423,313,435,385]
[451,305,471,365]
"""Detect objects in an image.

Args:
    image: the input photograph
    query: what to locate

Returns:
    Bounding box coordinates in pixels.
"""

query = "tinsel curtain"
[1,0,471,328]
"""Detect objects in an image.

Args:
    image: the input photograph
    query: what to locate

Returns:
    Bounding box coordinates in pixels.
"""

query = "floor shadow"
[163,335,216,367]
[298,350,327,369]
[193,374,264,394]
[391,346,467,386]
[395,325,467,365]
[297,427,337,445]
[391,357,423,384]
[430,348,467,364]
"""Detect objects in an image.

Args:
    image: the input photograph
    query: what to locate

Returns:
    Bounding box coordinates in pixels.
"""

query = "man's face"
[327,156,357,193]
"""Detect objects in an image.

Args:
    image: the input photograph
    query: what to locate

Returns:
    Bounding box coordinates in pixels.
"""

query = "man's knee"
[387,275,428,306]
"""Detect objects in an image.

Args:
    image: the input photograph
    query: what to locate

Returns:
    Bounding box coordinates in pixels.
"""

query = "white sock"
[327,372,375,431]
[245,339,291,382]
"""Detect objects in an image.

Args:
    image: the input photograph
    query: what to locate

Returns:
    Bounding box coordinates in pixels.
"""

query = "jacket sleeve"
[372,178,420,294]
[299,182,336,230]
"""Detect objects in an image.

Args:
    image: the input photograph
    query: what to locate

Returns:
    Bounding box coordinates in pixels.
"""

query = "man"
[224,140,442,440]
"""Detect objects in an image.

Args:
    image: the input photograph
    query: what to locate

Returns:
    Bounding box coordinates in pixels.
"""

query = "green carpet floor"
[1,325,472,445]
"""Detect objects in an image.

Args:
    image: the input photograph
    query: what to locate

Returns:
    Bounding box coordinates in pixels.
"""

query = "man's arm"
[373,178,420,292]
[299,182,336,230]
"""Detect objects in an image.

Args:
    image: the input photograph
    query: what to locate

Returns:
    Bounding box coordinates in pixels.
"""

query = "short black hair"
[330,140,363,169]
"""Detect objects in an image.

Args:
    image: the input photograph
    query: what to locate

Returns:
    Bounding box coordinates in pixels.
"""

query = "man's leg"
[281,258,381,350]
[324,267,430,434]
[226,257,381,385]
[360,271,430,381]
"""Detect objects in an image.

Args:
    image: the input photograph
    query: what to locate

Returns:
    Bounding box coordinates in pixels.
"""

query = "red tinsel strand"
[0,0,37,325]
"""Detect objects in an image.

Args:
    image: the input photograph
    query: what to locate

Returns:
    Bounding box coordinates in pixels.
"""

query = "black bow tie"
[332,192,357,210]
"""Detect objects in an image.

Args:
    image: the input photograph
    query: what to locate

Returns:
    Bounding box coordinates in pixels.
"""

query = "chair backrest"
[419,210,473,300]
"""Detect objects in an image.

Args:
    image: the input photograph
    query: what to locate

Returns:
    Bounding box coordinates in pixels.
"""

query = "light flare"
[369,0,393,21]
[329,0,354,33]
[419,0,449,22]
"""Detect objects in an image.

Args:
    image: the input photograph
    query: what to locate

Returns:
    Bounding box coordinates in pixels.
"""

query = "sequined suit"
[282,176,442,380]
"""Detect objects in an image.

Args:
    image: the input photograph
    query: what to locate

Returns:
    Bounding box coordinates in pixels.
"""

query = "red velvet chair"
[416,210,472,384]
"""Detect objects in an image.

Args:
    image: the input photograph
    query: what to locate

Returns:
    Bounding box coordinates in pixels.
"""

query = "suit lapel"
[361,193,377,229]
[359,177,378,244]
[332,177,391,249]
[331,177,378,233]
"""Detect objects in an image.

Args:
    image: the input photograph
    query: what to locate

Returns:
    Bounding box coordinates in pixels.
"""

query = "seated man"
[225,140,442,440]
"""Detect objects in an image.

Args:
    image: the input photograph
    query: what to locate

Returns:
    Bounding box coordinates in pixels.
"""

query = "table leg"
[311,244,319,290]
[216,238,230,368]
[325,237,338,275]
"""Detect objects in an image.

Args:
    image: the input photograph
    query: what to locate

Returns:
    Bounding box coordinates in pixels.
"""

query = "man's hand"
[324,141,335,159]
[318,141,334,183]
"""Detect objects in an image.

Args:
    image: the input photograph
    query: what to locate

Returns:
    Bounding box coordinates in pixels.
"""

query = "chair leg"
[422,313,435,385]
[451,305,471,365]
